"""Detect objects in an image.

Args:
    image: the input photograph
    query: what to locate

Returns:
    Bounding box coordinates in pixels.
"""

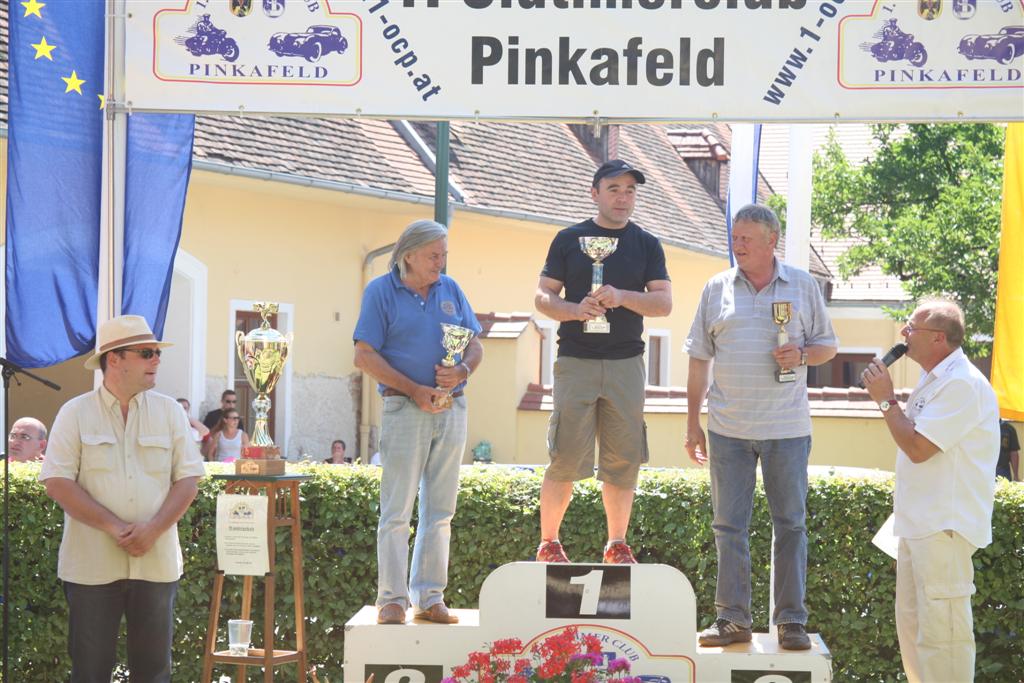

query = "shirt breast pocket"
[81,434,116,472]
[138,435,172,475]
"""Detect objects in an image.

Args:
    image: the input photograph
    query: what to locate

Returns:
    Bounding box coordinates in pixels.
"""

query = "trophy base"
[235,458,286,476]
[776,369,797,383]
[583,319,611,334]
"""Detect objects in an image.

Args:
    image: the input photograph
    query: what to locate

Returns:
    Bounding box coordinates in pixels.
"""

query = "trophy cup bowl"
[434,323,475,410]
[579,236,619,334]
[772,301,796,384]
[234,302,292,474]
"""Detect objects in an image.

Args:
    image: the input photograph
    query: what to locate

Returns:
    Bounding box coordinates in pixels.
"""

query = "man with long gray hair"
[684,203,837,650]
[353,219,483,625]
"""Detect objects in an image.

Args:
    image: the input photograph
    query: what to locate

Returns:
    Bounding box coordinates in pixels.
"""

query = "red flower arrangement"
[442,627,640,683]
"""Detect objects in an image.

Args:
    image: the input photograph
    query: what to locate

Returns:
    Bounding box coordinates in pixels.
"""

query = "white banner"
[124,0,1024,121]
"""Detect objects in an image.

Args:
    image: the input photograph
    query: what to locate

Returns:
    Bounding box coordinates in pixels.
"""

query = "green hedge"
[5,462,1022,681]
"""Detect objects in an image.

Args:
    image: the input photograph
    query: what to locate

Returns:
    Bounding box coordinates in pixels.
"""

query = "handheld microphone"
[856,342,907,389]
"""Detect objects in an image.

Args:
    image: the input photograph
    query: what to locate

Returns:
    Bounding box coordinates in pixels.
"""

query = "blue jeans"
[377,395,467,610]
[708,431,810,627]
[63,579,178,683]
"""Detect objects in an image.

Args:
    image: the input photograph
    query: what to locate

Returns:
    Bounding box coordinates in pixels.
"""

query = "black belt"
[383,388,463,399]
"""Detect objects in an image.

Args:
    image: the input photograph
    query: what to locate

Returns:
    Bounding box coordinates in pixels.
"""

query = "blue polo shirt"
[353,267,482,394]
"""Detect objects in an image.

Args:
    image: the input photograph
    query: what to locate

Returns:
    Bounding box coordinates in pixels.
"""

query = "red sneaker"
[536,540,570,563]
[603,541,637,564]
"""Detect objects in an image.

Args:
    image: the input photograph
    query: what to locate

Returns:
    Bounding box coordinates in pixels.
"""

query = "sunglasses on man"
[122,348,162,359]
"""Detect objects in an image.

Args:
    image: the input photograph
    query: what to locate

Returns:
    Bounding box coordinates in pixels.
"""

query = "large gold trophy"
[579,236,618,334]
[434,323,475,409]
[234,302,292,475]
[772,301,796,384]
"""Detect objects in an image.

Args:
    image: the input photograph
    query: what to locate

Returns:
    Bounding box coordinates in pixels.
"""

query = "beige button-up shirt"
[40,386,206,584]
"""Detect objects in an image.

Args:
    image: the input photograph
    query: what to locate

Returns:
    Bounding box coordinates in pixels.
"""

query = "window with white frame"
[646,329,671,387]
[536,320,557,385]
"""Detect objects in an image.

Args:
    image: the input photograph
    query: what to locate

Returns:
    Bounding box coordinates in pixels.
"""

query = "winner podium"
[345,563,831,682]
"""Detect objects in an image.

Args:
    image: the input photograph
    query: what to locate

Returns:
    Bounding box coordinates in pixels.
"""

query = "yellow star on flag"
[31,36,56,60]
[21,0,45,18]
[62,70,85,95]
[98,94,106,110]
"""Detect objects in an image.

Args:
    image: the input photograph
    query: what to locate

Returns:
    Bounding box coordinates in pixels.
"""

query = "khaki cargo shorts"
[545,354,648,488]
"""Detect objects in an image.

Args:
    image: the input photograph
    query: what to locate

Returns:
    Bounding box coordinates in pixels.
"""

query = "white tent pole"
[96,0,128,385]
[785,124,813,271]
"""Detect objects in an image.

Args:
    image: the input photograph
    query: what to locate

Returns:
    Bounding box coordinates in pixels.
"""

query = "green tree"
[811,123,1005,356]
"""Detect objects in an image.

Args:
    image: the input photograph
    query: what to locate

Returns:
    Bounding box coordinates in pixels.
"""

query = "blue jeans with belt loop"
[377,394,468,610]
[708,431,810,628]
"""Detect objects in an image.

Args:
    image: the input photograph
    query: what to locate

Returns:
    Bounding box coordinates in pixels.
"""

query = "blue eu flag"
[6,0,194,367]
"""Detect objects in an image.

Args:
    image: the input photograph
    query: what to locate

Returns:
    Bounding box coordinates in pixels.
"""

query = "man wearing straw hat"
[41,315,206,682]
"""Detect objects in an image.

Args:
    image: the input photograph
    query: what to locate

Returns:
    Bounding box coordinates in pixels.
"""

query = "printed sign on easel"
[215,494,269,576]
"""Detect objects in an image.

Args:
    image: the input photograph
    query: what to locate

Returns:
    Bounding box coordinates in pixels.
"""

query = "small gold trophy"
[234,302,292,474]
[434,323,475,409]
[579,236,619,334]
[772,301,796,384]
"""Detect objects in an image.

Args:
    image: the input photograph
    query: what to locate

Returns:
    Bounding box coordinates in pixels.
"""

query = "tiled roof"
[194,116,440,198]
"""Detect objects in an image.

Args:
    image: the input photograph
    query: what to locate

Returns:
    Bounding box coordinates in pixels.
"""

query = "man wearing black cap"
[534,160,672,564]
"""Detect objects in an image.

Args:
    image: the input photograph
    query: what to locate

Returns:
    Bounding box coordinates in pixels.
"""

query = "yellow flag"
[992,123,1024,420]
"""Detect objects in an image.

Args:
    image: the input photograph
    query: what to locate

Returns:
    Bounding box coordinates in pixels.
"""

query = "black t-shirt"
[541,219,669,359]
[997,420,1020,479]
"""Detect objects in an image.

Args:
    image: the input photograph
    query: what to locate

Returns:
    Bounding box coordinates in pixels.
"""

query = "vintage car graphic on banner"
[151,1,361,86]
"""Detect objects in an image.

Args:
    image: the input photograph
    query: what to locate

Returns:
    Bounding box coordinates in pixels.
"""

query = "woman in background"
[203,408,249,462]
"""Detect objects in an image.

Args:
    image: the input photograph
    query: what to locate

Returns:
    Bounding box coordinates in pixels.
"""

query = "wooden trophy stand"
[202,473,311,683]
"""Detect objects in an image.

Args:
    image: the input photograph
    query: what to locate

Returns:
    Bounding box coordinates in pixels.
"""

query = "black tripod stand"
[1,357,60,682]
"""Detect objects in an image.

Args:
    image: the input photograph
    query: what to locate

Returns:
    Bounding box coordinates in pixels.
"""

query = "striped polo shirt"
[685,260,838,440]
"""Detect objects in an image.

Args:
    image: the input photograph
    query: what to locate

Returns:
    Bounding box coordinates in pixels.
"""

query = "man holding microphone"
[862,299,999,682]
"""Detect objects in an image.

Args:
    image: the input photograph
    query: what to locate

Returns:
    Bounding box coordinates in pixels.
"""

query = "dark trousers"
[63,579,178,683]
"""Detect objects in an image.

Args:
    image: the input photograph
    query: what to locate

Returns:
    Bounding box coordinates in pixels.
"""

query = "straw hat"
[84,315,173,370]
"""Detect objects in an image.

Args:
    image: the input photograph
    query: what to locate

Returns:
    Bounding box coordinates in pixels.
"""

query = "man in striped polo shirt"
[684,204,838,651]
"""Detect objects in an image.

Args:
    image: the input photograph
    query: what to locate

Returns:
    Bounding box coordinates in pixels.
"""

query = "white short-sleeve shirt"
[895,348,1000,549]
[40,386,207,584]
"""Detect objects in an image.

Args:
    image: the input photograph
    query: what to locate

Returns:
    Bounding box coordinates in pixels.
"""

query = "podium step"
[348,605,480,627]
[696,631,829,655]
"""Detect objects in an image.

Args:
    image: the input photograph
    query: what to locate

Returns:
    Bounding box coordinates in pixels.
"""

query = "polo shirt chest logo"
[440,300,456,316]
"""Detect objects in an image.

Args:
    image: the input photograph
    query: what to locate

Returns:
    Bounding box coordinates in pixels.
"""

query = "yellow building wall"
[463,324,542,463]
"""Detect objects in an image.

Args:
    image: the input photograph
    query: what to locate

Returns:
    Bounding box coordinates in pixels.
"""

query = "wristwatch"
[799,350,808,367]
[879,398,898,413]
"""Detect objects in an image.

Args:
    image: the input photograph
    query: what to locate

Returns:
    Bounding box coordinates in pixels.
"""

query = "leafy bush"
[6,463,1022,681]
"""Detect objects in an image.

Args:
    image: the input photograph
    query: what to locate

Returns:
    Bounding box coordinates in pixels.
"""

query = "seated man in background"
[8,417,47,462]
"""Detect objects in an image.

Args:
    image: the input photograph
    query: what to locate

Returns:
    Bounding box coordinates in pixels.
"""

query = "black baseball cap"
[592,159,646,187]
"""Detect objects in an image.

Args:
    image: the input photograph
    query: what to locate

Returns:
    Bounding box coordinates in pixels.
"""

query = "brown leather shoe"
[377,603,406,624]
[414,602,459,624]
